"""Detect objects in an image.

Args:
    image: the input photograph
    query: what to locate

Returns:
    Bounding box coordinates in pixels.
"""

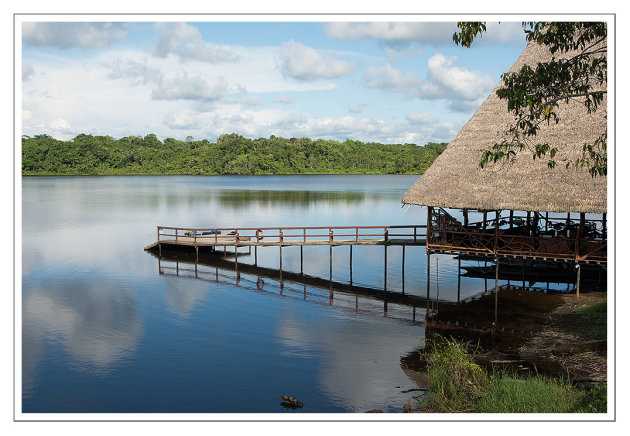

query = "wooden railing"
[427,208,607,263]
[157,224,427,246]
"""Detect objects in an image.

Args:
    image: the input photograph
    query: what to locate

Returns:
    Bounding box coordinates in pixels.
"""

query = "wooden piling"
[402,246,405,295]
[495,257,499,325]
[576,263,581,297]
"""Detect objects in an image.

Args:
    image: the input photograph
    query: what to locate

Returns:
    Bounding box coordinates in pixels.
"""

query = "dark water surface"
[20,175,521,413]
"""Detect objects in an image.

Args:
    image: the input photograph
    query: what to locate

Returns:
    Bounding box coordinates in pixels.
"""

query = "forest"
[22,133,447,176]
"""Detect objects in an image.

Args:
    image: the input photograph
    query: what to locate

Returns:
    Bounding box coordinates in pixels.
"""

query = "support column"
[300,245,303,274]
[576,263,581,297]
[426,252,431,299]
[279,246,283,281]
[457,256,461,303]
[384,229,388,293]
[402,246,406,295]
[495,257,499,326]
[349,245,353,287]
[234,245,238,272]
[329,245,333,301]
[254,245,258,267]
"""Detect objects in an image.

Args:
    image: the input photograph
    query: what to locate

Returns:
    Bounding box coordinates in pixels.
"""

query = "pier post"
[254,245,258,267]
[426,251,431,299]
[234,245,238,272]
[402,246,405,295]
[494,257,499,325]
[576,263,581,297]
[349,245,353,287]
[300,245,303,274]
[457,256,461,303]
[280,246,283,281]
[195,245,199,262]
[329,245,333,301]
[384,229,388,293]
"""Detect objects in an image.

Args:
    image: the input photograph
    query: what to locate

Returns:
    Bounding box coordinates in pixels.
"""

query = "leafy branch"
[455,22,607,176]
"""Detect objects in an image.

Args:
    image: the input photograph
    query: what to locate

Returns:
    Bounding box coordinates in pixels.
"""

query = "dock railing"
[157,224,427,246]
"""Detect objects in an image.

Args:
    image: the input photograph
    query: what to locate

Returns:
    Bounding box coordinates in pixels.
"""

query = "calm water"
[21,175,498,414]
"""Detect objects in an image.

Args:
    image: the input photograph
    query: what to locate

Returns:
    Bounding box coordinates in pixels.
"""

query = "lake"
[20,175,514,414]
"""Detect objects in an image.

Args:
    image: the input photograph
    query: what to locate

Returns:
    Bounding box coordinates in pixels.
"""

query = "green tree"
[454,22,607,176]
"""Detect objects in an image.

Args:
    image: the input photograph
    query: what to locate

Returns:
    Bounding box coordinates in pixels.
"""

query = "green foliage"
[477,371,604,413]
[419,336,607,413]
[454,22,607,177]
[22,134,447,176]
[571,301,607,341]
[420,335,487,413]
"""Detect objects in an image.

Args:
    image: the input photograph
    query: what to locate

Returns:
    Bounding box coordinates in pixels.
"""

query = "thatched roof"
[402,39,607,214]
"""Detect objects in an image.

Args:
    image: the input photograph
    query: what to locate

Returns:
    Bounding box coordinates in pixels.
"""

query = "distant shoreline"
[21,133,447,177]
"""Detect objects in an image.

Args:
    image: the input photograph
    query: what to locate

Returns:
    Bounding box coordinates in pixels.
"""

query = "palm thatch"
[402,40,607,214]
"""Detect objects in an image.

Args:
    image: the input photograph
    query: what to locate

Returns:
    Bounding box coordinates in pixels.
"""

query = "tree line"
[22,133,447,176]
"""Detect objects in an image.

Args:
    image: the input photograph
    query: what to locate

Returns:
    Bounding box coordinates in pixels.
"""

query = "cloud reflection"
[275,314,423,412]
[22,281,142,394]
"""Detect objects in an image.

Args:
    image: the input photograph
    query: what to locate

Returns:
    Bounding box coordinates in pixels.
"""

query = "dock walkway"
[145,225,427,252]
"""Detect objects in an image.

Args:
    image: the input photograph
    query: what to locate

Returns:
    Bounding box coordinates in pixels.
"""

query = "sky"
[20,19,529,145]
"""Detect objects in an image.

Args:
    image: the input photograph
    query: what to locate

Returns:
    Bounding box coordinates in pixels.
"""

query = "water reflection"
[22,281,142,395]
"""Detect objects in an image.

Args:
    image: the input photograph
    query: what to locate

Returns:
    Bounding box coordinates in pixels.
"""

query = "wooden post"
[576,263,581,297]
[195,262,198,279]
[427,206,432,246]
[602,213,607,238]
[483,211,488,231]
[494,210,500,253]
[254,245,258,267]
[509,210,514,229]
[457,256,461,303]
[526,211,531,235]
[195,245,199,262]
[384,230,388,293]
[349,245,353,287]
[545,212,549,233]
[279,246,283,280]
[463,208,469,227]
[300,245,303,274]
[426,251,431,299]
[495,257,499,325]
[401,245,405,295]
[329,245,333,300]
[234,245,238,272]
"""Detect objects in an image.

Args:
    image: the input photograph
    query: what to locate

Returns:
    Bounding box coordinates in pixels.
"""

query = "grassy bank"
[418,329,607,413]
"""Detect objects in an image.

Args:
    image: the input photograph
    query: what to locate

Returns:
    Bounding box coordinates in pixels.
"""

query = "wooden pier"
[145,225,427,251]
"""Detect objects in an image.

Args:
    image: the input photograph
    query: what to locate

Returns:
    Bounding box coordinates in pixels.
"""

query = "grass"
[570,301,607,341]
[419,335,607,413]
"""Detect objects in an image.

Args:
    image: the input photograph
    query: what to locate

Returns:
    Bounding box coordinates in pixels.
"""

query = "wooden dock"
[144,225,427,252]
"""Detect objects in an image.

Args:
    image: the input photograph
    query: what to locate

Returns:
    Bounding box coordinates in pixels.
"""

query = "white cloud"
[325,22,457,44]
[154,22,238,63]
[163,112,201,130]
[23,109,32,121]
[362,54,494,112]
[22,22,126,49]
[280,40,355,80]
[151,73,230,102]
[273,95,293,104]
[107,57,163,85]
[241,96,264,107]
[326,21,525,46]
[49,118,71,131]
[23,63,35,81]
[421,53,494,101]
[405,112,438,125]
[361,63,422,95]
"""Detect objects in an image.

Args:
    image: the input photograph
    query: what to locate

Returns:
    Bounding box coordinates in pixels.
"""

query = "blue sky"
[21,19,528,145]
